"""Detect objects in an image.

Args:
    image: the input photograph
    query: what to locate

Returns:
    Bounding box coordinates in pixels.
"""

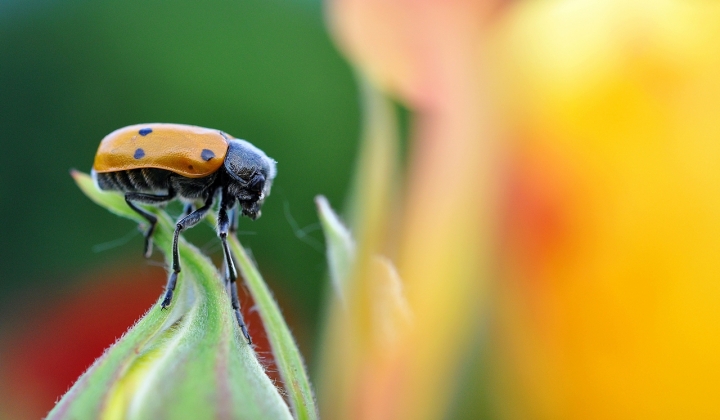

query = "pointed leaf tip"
[316,195,356,302]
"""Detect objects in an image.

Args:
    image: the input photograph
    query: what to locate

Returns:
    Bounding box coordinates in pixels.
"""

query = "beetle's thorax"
[222,139,276,220]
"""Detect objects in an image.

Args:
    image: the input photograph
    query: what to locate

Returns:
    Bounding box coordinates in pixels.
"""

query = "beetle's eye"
[248,173,265,192]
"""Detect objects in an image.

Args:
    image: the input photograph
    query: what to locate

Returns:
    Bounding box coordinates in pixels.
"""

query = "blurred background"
[0,0,359,417]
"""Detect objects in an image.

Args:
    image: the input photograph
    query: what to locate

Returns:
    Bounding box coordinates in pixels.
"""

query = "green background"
[0,0,358,356]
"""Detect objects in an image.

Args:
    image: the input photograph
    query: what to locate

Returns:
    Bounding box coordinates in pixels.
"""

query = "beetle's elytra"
[91,123,277,344]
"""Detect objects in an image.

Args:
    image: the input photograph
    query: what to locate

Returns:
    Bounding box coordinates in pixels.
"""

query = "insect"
[91,123,276,344]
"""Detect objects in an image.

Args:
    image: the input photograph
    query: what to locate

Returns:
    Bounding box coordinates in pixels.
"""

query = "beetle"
[91,123,276,344]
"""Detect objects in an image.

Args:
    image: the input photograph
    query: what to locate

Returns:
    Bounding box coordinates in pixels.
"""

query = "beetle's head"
[223,139,277,220]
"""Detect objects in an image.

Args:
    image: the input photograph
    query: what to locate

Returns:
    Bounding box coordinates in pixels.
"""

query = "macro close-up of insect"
[8,1,712,418]
[91,123,277,344]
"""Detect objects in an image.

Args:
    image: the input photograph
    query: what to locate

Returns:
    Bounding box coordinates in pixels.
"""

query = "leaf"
[315,195,411,345]
[314,76,405,420]
[226,234,319,420]
[366,255,412,346]
[315,195,356,303]
[49,171,293,420]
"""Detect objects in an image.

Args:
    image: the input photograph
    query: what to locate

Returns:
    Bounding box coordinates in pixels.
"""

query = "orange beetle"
[91,123,277,343]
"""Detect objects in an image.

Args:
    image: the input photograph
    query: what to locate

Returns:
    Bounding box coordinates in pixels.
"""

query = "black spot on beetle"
[201,149,215,161]
[139,128,153,136]
[134,148,145,159]
[188,165,194,170]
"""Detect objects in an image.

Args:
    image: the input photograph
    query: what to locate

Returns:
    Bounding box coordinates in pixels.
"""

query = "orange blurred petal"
[327,0,506,107]
[324,1,506,419]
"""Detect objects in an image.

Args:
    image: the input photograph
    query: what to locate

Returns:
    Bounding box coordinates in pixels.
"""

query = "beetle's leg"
[220,254,231,291]
[218,192,252,344]
[161,194,214,309]
[182,202,194,218]
[229,204,239,234]
[125,190,176,258]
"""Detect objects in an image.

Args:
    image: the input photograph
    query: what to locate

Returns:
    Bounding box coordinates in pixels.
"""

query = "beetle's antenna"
[282,200,324,253]
[91,229,139,253]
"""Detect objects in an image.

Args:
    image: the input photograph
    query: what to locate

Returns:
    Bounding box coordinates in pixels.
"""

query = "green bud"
[51,172,293,420]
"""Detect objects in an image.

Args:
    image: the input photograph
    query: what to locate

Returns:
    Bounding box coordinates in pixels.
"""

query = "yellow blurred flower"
[321,0,720,419]
[493,1,720,419]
